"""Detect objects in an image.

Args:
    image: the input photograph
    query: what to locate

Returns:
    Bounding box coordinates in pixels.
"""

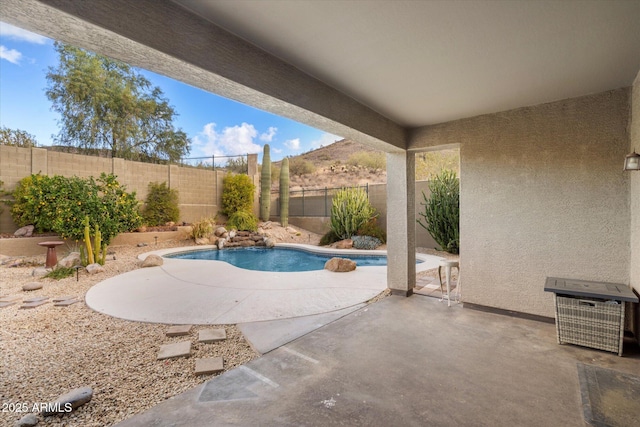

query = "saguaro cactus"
[260,144,271,221]
[279,157,290,227]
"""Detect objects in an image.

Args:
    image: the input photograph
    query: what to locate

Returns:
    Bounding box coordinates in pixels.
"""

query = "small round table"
[38,241,65,268]
[438,259,461,307]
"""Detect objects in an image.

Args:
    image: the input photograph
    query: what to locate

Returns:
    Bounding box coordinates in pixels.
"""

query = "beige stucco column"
[386,152,416,296]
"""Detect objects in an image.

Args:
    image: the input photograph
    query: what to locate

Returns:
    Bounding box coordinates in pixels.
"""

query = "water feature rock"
[217,238,226,249]
[214,226,227,237]
[14,413,38,426]
[14,225,34,237]
[42,386,93,416]
[264,238,275,248]
[59,252,81,268]
[195,237,209,245]
[324,257,356,272]
[23,282,43,291]
[228,230,236,239]
[86,263,105,274]
[141,255,163,267]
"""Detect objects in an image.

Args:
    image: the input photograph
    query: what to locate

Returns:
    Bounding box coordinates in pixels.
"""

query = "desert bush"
[330,187,377,240]
[10,173,141,244]
[347,152,386,171]
[289,157,316,176]
[319,229,340,246]
[225,156,247,173]
[352,235,382,250]
[44,266,75,280]
[190,217,214,239]
[356,217,386,243]
[142,182,180,226]
[417,169,459,254]
[227,210,258,232]
[221,173,255,216]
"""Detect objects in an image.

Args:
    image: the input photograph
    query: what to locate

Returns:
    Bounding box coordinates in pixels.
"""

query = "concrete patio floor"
[116,295,639,426]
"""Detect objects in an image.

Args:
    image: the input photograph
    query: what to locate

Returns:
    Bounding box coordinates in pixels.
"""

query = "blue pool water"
[165,247,416,272]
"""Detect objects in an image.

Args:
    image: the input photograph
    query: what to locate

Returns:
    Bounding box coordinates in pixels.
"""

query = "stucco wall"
[630,71,640,337]
[411,89,630,317]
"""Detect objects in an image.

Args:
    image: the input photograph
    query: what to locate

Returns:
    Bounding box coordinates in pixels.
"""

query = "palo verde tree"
[0,127,38,147]
[46,42,189,162]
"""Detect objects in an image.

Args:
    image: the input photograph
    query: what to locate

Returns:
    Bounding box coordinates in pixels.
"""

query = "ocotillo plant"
[279,157,290,227]
[260,144,271,221]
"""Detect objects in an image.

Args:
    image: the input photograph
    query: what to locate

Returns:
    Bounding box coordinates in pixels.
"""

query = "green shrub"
[190,217,214,239]
[356,217,386,243]
[319,229,340,246]
[227,210,258,231]
[44,266,75,280]
[347,152,386,171]
[221,173,255,216]
[142,182,180,226]
[417,169,459,254]
[10,173,141,244]
[330,187,377,240]
[289,157,316,176]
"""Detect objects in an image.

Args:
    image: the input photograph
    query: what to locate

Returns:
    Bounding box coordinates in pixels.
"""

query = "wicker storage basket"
[555,295,624,355]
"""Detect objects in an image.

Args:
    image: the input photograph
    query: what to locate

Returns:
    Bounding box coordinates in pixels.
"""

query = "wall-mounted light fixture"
[624,149,640,171]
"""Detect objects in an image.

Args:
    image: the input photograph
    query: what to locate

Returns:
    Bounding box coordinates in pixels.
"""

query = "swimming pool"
[165,246,421,272]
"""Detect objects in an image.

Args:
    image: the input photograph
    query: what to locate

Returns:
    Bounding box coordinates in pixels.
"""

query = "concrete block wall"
[0,147,255,232]
[630,71,640,339]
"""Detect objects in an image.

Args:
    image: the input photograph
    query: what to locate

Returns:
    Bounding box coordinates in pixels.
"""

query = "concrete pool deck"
[85,244,443,326]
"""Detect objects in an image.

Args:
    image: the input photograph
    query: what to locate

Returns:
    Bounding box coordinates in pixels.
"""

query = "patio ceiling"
[174,0,640,128]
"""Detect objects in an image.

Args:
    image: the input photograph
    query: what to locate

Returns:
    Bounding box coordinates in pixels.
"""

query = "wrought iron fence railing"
[270,184,369,217]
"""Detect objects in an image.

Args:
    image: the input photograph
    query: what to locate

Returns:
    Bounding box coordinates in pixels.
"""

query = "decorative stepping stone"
[52,296,76,302]
[22,282,43,291]
[0,301,17,308]
[24,296,49,303]
[198,328,226,343]
[166,324,192,337]
[20,300,49,309]
[157,341,191,360]
[55,299,81,307]
[195,357,224,375]
[0,295,21,303]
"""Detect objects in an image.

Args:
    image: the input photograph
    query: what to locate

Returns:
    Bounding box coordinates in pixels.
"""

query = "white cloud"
[192,122,262,157]
[284,138,301,150]
[259,126,277,142]
[0,45,22,64]
[0,22,48,44]
[310,132,341,149]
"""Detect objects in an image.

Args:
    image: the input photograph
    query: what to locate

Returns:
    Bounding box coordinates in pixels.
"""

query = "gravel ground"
[0,224,324,427]
[1,224,447,426]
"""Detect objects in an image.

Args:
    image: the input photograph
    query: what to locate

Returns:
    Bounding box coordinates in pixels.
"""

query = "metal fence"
[271,184,369,217]
[179,154,249,174]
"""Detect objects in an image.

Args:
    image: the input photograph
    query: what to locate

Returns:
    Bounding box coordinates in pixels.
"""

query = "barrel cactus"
[260,144,271,221]
[279,157,289,227]
[417,169,459,254]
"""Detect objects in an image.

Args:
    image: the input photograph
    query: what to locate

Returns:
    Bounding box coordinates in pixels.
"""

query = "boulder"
[32,267,50,277]
[23,282,43,291]
[42,386,93,416]
[209,236,219,245]
[239,240,254,247]
[86,263,106,274]
[137,242,148,247]
[58,252,81,268]
[335,239,353,249]
[165,221,175,227]
[14,225,35,237]
[214,226,227,237]
[195,237,209,245]
[264,238,276,248]
[228,230,236,239]
[217,238,226,250]
[324,257,357,272]
[285,226,298,234]
[14,413,38,426]
[137,226,147,232]
[141,254,163,268]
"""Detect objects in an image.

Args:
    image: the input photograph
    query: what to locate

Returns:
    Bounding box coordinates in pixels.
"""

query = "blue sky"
[0,22,341,162]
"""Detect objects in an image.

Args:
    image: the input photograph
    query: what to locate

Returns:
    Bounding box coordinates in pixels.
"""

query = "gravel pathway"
[1,239,259,426]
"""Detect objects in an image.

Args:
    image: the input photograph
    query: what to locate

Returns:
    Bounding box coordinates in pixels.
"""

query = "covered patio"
[2,1,639,425]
